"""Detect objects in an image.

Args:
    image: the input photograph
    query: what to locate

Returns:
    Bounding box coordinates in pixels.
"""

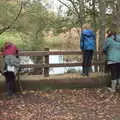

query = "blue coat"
[103,34,120,62]
[80,29,96,50]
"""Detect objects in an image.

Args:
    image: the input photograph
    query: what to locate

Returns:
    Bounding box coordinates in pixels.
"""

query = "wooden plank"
[20,61,105,68]
[49,50,103,55]
[44,48,49,77]
[49,50,82,55]
[19,50,103,56]
[19,51,48,56]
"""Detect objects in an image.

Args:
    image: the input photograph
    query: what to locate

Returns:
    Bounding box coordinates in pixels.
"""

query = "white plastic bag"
[7,66,15,72]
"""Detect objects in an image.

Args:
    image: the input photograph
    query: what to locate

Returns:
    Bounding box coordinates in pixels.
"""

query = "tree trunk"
[91,0,98,72]
[98,0,106,72]
[98,0,106,49]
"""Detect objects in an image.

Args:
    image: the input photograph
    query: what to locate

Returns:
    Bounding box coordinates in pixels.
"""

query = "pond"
[49,55,96,75]
[19,55,96,75]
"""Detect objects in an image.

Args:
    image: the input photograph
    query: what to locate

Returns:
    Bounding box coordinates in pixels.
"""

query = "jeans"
[82,50,93,76]
[4,71,16,96]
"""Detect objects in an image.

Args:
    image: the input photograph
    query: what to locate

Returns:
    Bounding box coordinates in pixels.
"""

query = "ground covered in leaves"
[0,88,120,120]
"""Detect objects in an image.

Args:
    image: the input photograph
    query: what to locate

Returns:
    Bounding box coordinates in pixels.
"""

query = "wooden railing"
[19,49,105,77]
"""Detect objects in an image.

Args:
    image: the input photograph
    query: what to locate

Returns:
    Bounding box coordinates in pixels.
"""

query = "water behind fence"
[49,55,98,75]
[19,49,104,76]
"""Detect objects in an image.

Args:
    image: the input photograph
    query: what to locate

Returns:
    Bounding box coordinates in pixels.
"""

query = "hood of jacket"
[82,29,93,37]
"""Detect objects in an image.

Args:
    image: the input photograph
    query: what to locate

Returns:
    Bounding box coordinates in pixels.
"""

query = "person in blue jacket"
[103,28,120,92]
[80,24,96,76]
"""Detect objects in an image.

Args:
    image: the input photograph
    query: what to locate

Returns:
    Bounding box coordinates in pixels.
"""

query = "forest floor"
[0,88,120,120]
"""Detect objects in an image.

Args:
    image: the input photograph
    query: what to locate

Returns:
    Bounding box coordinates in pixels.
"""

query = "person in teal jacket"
[103,29,120,92]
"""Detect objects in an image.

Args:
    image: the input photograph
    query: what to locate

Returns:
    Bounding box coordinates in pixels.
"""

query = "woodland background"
[0,0,120,51]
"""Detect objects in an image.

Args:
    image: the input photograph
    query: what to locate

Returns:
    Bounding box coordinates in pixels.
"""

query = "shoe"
[107,80,117,93]
[107,87,116,93]
[81,73,86,76]
[81,73,89,77]
[86,73,89,77]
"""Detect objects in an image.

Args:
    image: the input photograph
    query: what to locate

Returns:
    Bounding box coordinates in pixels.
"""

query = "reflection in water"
[49,55,95,75]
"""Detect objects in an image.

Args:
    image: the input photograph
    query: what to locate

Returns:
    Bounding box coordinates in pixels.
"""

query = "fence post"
[44,48,49,77]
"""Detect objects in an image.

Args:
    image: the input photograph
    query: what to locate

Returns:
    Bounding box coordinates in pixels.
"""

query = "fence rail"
[21,62,104,68]
[19,50,102,56]
[19,49,104,77]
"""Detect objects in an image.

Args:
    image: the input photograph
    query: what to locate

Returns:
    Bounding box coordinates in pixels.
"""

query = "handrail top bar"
[19,50,102,56]
[19,50,102,52]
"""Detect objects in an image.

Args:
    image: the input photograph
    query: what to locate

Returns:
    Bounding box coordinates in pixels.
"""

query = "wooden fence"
[19,49,105,77]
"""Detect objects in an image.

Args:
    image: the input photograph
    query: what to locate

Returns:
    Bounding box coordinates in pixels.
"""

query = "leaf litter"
[0,88,120,120]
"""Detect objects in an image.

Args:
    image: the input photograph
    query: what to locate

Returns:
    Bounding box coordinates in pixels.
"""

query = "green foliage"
[0,31,22,49]
[12,1,52,50]
[0,1,18,26]
[45,36,62,49]
[51,16,75,35]
[0,0,80,50]
[0,0,59,50]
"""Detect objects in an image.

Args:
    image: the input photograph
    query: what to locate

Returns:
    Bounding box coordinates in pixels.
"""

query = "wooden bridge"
[19,49,105,76]
[0,49,110,92]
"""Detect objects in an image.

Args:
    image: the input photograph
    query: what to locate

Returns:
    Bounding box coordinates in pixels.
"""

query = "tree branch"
[68,0,80,16]
[0,1,23,35]
[57,0,84,27]
[13,2,22,23]
[57,0,78,16]
[0,26,10,35]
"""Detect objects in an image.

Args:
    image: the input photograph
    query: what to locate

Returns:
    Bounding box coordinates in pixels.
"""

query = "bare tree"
[57,0,86,28]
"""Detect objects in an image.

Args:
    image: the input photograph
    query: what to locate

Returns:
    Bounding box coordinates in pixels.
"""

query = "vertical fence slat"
[44,48,49,77]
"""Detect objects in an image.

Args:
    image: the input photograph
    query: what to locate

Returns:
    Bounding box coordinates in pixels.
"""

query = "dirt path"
[0,88,120,120]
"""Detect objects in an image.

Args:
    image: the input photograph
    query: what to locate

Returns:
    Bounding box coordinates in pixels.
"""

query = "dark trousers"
[108,63,120,80]
[4,71,16,95]
[82,50,93,75]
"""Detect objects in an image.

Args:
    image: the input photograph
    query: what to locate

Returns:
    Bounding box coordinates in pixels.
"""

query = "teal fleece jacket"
[103,34,120,62]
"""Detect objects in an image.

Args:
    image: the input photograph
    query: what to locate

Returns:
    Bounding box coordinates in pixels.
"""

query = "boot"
[86,67,91,76]
[81,67,89,76]
[117,79,120,89]
[108,80,117,93]
[81,66,86,76]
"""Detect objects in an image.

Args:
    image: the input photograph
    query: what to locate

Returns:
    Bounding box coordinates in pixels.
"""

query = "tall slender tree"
[98,0,106,50]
